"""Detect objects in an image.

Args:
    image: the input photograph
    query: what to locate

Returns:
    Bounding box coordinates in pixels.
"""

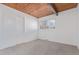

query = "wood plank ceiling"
[3,3,77,18]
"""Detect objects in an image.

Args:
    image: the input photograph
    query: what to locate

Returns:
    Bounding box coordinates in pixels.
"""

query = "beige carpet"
[0,39,79,55]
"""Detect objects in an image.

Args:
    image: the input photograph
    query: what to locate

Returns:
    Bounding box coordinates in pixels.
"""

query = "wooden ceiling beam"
[49,3,59,16]
[2,3,78,18]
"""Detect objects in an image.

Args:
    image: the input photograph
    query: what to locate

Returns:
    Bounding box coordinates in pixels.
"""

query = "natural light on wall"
[30,19,38,31]
[25,18,38,32]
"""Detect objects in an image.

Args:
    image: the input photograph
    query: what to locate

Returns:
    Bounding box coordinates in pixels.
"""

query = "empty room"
[0,3,79,55]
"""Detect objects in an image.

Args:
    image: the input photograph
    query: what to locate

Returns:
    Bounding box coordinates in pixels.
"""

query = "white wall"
[77,4,79,48]
[38,7,78,46]
[0,4,37,49]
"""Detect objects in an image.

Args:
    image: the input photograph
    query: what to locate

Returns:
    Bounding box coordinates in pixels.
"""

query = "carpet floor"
[0,39,79,55]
